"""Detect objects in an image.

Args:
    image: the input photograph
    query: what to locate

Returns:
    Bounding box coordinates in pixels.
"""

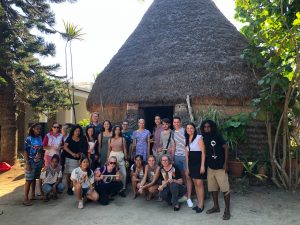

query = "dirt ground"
[1,163,300,225]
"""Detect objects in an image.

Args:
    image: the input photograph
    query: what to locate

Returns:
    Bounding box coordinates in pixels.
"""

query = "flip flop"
[23,201,33,206]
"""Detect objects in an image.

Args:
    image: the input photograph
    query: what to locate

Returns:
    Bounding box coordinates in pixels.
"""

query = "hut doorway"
[142,106,174,133]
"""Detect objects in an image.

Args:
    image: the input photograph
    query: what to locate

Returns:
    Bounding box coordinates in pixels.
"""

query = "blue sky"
[41,0,241,83]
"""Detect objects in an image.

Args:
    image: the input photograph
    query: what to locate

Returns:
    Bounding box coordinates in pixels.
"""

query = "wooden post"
[125,103,139,130]
[186,95,194,122]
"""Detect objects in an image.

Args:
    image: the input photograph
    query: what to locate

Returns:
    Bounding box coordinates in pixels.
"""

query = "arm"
[94,169,104,182]
[116,170,121,181]
[185,146,189,174]
[140,165,148,186]
[123,137,127,160]
[63,142,76,158]
[199,138,206,174]
[223,143,229,172]
[98,133,102,162]
[147,135,151,157]
[107,138,111,161]
[42,135,50,150]
[143,166,160,189]
[171,143,175,159]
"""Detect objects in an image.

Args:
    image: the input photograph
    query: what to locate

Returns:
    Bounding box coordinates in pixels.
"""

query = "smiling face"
[108,157,117,169]
[33,125,42,136]
[115,126,121,136]
[80,158,90,170]
[162,121,170,130]
[135,156,142,167]
[148,156,156,167]
[51,157,59,169]
[138,119,145,129]
[161,155,170,168]
[186,124,195,136]
[74,128,81,137]
[154,116,161,126]
[203,122,211,134]
[91,113,99,123]
[122,121,129,131]
[173,118,181,130]
[52,123,60,134]
[104,121,110,131]
[87,127,94,137]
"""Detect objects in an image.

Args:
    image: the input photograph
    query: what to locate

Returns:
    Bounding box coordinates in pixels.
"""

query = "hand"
[52,185,57,193]
[116,174,120,180]
[200,166,205,174]
[81,174,86,182]
[138,186,143,194]
[25,163,31,172]
[223,163,228,173]
[100,175,104,180]
[158,185,164,192]
[168,179,174,184]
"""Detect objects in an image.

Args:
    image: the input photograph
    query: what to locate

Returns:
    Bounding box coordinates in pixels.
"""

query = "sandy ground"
[0,163,300,225]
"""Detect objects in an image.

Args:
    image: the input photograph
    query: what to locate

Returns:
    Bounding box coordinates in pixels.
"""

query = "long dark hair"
[85,125,96,141]
[28,123,42,137]
[69,124,84,139]
[185,122,197,147]
[111,125,123,138]
[102,120,112,132]
[79,156,92,178]
[200,119,218,137]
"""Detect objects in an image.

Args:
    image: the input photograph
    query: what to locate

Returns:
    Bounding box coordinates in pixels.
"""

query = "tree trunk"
[0,73,17,165]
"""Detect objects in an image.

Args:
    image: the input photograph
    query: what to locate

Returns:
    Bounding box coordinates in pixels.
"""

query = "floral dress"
[132,129,151,161]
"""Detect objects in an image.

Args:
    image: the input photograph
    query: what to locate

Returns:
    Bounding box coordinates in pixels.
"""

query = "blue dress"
[132,129,151,161]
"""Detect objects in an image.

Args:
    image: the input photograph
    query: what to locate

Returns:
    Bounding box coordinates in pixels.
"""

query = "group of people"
[23,112,231,220]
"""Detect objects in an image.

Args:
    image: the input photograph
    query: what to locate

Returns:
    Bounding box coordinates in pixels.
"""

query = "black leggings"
[95,181,123,205]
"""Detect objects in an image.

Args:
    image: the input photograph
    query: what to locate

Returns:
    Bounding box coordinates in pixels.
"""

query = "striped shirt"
[173,128,186,156]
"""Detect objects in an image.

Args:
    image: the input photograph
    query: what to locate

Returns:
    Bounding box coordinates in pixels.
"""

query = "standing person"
[85,126,98,171]
[158,155,186,211]
[201,120,231,220]
[152,115,163,156]
[63,125,88,195]
[98,120,112,167]
[94,156,124,205]
[171,116,193,208]
[88,112,103,137]
[130,155,145,199]
[43,123,63,167]
[23,123,43,206]
[107,125,127,192]
[122,120,133,160]
[60,124,69,173]
[71,157,99,209]
[138,155,160,200]
[158,118,174,163]
[40,154,64,201]
[132,118,151,162]
[185,123,206,213]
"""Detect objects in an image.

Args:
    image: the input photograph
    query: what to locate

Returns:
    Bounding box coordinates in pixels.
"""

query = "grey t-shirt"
[173,128,186,156]
[160,130,174,152]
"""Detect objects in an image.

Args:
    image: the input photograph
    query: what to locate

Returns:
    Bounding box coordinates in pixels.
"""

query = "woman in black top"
[63,125,88,195]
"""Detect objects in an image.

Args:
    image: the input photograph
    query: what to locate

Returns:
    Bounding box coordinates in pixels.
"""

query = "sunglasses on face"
[109,162,117,165]
[53,126,59,129]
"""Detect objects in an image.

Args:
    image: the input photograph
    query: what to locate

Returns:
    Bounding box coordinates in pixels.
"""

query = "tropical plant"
[221,113,250,160]
[243,160,268,180]
[61,20,85,124]
[195,105,225,130]
[235,0,300,189]
[78,118,90,127]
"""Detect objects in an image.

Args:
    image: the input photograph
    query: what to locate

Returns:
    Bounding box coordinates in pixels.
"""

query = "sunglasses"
[53,126,60,129]
[109,162,117,165]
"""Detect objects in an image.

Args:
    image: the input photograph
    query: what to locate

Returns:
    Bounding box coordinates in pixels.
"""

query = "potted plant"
[221,113,249,178]
[243,160,268,186]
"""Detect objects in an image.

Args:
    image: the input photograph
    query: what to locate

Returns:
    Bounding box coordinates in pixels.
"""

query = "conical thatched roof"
[87,0,257,109]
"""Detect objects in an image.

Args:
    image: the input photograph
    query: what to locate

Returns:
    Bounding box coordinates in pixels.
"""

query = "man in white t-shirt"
[171,116,193,208]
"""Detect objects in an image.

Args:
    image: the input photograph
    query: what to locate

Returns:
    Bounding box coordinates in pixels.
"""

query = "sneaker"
[178,195,187,203]
[187,198,193,208]
[78,200,84,209]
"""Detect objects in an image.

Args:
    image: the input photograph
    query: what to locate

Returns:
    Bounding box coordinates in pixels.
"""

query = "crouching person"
[158,155,186,211]
[94,156,125,205]
[40,154,64,201]
[71,157,99,209]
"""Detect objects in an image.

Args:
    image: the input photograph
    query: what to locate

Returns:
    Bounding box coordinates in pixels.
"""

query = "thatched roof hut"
[87,0,258,130]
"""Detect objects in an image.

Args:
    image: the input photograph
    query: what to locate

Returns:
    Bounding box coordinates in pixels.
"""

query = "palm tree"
[62,20,85,124]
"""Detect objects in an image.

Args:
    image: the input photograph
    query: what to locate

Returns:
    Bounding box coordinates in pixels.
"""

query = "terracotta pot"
[228,160,244,178]
[258,165,268,175]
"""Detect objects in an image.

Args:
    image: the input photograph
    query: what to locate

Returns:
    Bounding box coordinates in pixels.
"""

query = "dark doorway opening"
[143,106,174,133]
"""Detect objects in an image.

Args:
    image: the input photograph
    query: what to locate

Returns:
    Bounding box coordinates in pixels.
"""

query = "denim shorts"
[174,155,187,172]
[25,166,42,181]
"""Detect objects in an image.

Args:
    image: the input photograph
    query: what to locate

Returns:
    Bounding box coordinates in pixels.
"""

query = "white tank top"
[189,135,202,152]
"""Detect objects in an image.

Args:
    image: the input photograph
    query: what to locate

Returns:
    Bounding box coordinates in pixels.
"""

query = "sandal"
[23,200,33,206]
[206,207,220,214]
[223,212,231,220]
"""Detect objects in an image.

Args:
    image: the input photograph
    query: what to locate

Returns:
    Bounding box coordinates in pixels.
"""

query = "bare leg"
[131,177,137,199]
[66,174,72,189]
[74,183,83,201]
[24,180,32,205]
[223,192,231,220]
[184,170,192,199]
[87,190,99,202]
[193,179,204,208]
[206,191,220,214]
[30,179,36,199]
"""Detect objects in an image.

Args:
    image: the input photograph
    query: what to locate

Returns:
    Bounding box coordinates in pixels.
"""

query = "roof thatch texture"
[87,0,258,109]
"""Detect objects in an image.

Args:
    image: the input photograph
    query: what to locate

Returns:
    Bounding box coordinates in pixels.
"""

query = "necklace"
[211,140,218,159]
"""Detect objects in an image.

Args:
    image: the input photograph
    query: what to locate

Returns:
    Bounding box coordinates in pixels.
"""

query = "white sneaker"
[78,200,84,209]
[187,198,193,208]
[178,195,188,203]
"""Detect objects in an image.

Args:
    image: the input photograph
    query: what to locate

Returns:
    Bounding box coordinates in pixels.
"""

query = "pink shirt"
[152,125,164,152]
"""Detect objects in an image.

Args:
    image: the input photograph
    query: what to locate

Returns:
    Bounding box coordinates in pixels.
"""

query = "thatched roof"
[87,0,258,109]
